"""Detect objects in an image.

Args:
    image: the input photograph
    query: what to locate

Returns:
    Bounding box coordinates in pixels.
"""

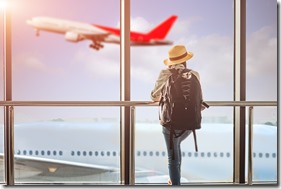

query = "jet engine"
[65,32,84,42]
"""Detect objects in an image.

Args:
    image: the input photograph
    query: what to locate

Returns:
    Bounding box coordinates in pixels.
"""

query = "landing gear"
[89,42,104,50]
[35,29,40,36]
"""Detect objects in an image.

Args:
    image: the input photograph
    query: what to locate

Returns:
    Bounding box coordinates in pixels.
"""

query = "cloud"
[13,52,65,76]
[246,26,277,77]
[74,45,120,80]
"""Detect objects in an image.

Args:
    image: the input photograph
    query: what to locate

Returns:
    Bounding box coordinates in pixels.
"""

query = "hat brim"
[164,52,193,66]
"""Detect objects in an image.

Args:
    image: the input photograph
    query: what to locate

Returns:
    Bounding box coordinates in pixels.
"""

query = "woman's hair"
[168,62,186,68]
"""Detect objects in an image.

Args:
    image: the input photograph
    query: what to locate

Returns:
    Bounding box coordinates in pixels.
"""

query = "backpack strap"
[192,129,198,152]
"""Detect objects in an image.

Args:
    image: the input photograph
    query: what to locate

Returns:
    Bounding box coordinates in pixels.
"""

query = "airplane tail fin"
[146,15,177,39]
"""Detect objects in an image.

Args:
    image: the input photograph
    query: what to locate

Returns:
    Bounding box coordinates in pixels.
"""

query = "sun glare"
[0,0,7,10]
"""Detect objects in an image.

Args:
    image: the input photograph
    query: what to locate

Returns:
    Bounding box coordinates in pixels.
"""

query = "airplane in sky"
[0,121,277,184]
[26,15,178,50]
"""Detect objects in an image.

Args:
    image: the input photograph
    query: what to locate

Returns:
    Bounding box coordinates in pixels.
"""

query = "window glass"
[11,0,120,101]
[131,0,233,101]
[246,0,277,101]
[245,0,277,183]
[13,107,120,184]
[135,107,233,184]
[246,107,277,183]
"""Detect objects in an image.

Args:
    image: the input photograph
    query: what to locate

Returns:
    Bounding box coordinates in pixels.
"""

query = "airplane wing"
[0,153,118,179]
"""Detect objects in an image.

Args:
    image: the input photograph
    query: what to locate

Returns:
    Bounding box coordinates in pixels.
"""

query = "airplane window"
[53,151,57,156]
[259,153,263,158]
[83,151,87,156]
[182,152,185,157]
[226,152,231,158]
[23,150,27,155]
[47,151,51,156]
[162,151,166,157]
[143,151,147,156]
[113,151,116,156]
[149,151,153,156]
[29,150,33,155]
[156,151,160,156]
[89,151,92,156]
[16,150,20,155]
[77,151,81,156]
[201,152,205,157]
[35,150,39,155]
[214,152,218,157]
[137,151,141,156]
[188,152,192,157]
[272,153,276,158]
[41,151,45,156]
[253,152,256,158]
[194,152,198,157]
[71,151,75,156]
[95,151,98,156]
[59,151,63,156]
[265,153,269,158]
[101,151,104,156]
[220,152,224,157]
[207,152,211,157]
[107,151,110,156]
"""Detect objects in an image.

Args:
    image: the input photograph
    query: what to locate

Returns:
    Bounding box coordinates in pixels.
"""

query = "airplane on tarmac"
[0,121,277,184]
[26,15,177,50]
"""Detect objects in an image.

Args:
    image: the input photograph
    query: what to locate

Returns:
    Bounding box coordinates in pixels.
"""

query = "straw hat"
[164,45,193,66]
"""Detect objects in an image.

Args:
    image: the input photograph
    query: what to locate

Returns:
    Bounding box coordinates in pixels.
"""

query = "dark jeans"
[162,126,192,185]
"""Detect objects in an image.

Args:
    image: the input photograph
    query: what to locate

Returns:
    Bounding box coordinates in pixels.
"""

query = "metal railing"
[0,100,277,185]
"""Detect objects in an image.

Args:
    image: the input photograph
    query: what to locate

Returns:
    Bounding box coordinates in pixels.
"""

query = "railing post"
[4,106,14,185]
[130,106,135,185]
[248,106,254,185]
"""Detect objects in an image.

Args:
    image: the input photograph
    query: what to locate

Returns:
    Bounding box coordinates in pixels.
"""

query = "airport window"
[1,0,276,185]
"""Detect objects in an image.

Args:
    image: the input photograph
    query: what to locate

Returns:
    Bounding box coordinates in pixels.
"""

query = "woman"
[151,45,202,185]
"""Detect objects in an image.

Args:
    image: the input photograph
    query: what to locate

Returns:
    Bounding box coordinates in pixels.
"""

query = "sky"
[0,0,278,123]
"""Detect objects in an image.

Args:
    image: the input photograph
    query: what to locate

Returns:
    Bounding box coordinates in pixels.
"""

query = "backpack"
[159,68,205,154]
